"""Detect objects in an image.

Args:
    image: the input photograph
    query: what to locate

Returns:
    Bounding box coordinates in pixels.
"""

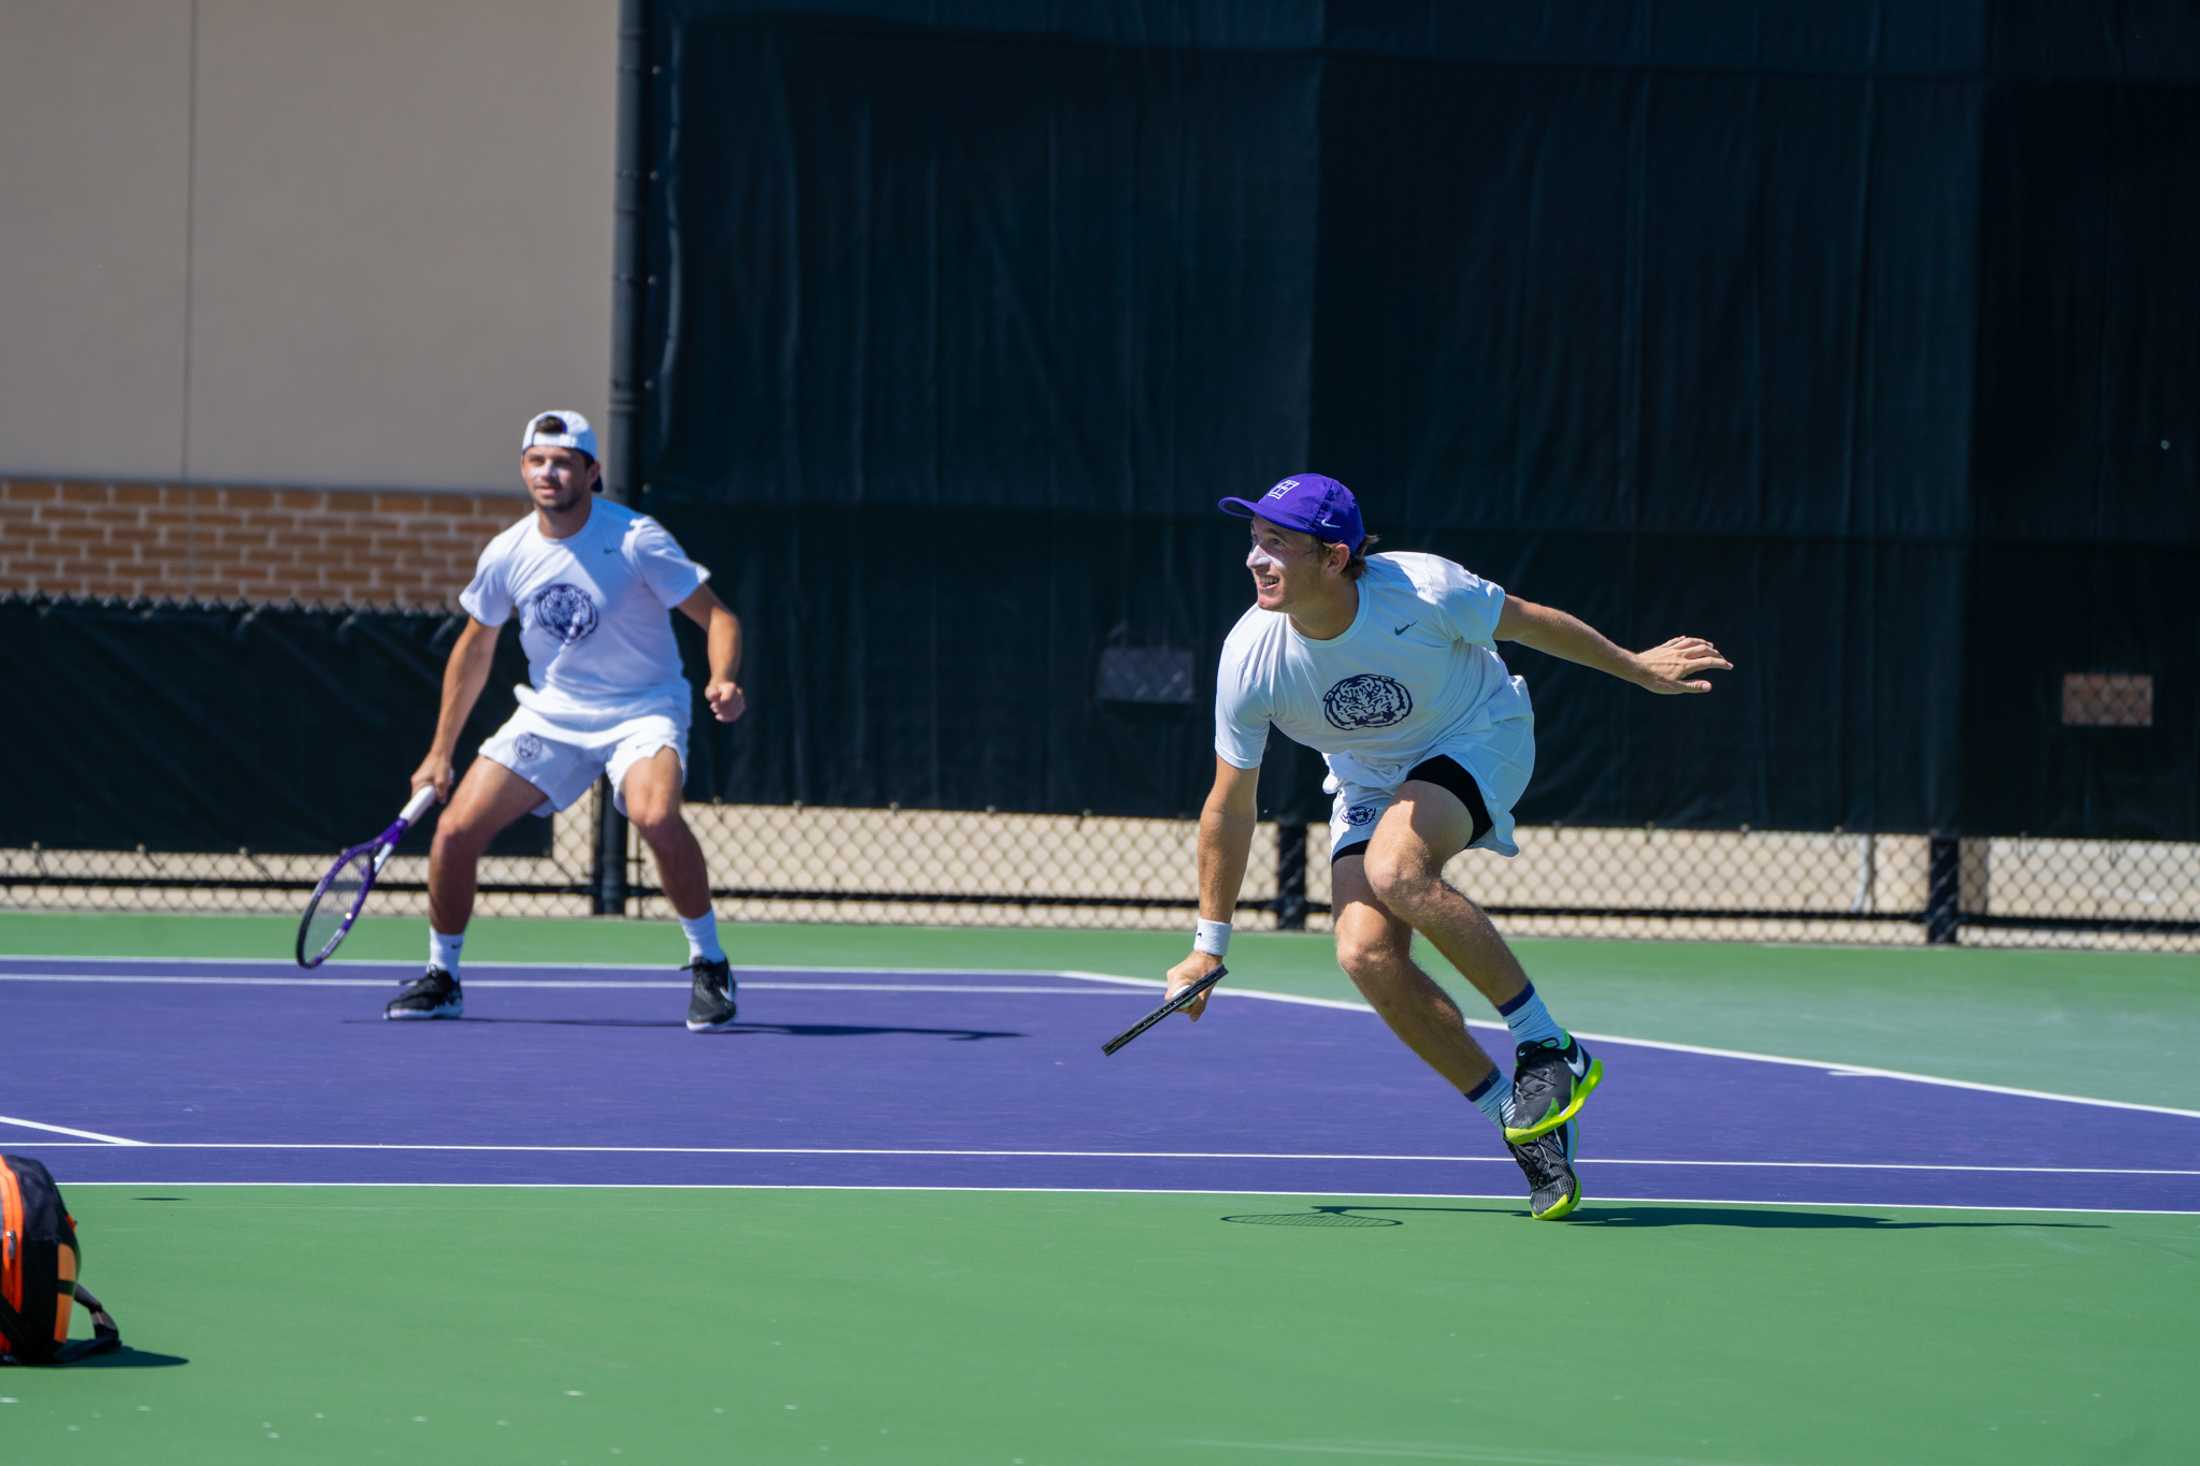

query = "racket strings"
[303,849,376,961]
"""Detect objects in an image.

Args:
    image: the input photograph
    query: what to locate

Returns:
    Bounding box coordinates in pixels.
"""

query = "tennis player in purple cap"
[1163,473,1730,1219]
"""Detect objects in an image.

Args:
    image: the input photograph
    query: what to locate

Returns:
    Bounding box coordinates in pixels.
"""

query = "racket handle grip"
[400,784,439,824]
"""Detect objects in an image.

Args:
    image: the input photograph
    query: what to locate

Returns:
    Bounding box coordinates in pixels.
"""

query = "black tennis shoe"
[384,967,462,1021]
[685,956,738,1032]
[1507,1118,1580,1221]
[1503,1036,1603,1144]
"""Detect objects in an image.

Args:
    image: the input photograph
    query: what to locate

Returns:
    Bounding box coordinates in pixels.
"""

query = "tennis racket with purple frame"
[294,785,439,968]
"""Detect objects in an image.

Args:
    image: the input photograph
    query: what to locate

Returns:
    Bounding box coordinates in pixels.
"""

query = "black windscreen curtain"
[631,1,2198,837]
[652,16,1320,514]
[3,601,550,856]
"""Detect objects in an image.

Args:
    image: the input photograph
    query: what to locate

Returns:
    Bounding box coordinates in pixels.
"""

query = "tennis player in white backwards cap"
[388,410,747,1032]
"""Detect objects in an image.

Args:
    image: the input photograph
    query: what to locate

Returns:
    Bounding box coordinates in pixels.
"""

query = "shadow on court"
[359,1017,1024,1042]
[62,1346,192,1369]
[1220,1204,2107,1232]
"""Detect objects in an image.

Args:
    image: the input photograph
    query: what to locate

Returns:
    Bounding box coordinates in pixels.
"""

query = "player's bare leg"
[387,757,546,1020]
[1357,784,1529,1009]
[426,758,552,934]
[1336,836,1581,1218]
[621,747,737,1031]
[1362,782,1602,1154]
[1331,857,1501,1095]
[621,747,712,920]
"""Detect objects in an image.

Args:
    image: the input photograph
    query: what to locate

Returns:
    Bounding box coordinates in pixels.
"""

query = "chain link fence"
[9,787,2194,950]
[7,593,2189,948]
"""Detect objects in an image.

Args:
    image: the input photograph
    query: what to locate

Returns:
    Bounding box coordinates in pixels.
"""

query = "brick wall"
[0,479,526,607]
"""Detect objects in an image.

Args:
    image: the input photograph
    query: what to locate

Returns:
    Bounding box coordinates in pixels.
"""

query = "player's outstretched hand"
[1164,951,1225,1022]
[1632,636,1732,694]
[706,680,747,724]
[409,753,456,803]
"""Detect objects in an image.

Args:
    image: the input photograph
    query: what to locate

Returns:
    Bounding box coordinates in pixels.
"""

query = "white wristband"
[1193,919,1231,957]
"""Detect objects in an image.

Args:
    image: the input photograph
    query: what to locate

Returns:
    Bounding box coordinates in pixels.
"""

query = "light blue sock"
[1497,982,1567,1051]
[428,929,464,977]
[678,911,725,963]
[1465,1071,1516,1130]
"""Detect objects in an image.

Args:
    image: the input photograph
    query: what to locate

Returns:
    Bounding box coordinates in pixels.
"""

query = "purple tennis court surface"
[7,957,2196,1212]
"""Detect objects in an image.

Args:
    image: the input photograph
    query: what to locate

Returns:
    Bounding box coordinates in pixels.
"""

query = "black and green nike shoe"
[1503,1037,1602,1145]
[1508,1118,1581,1221]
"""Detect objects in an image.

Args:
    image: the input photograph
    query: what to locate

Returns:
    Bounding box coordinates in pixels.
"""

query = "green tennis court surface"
[14,1188,2199,1465]
[4,913,2196,1464]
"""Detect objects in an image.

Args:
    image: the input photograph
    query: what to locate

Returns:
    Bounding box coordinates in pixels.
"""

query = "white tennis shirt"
[459,498,709,725]
[1214,551,1533,786]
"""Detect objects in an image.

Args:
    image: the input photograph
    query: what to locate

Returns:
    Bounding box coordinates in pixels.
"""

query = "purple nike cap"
[1218,473,1365,553]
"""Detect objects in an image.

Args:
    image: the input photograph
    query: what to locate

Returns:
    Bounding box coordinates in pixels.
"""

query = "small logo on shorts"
[1322,674,1414,730]
[512,733,548,763]
[1343,803,1381,827]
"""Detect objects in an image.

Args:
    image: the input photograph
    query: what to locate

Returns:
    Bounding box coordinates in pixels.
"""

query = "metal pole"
[1275,821,1308,931]
[1925,834,1960,945]
[592,0,650,916]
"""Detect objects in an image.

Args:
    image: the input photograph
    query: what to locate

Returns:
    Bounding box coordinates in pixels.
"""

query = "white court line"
[12,1142,2199,1176]
[0,1114,146,1146]
[0,975,1123,995]
[1531,1029,2200,1123]
[1050,968,2200,1123]
[47,1180,2200,1217]
[0,956,1120,974]
[8,955,2199,1123]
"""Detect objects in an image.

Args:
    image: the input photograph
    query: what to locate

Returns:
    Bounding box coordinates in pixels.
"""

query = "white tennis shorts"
[478,706,688,817]
[1325,709,1536,861]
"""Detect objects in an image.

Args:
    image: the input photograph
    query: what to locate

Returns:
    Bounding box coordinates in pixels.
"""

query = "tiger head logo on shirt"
[526,583,601,646]
[1322,674,1414,730]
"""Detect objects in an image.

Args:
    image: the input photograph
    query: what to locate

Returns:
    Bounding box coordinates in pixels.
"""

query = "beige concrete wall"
[1,3,194,480]
[0,1,617,491]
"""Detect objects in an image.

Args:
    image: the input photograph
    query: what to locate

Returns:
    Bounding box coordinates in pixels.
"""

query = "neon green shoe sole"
[1531,1178,1582,1221]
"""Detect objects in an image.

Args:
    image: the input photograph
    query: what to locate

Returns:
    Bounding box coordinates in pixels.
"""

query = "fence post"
[1925,834,1961,944]
[593,779,630,916]
[1276,821,1308,931]
[595,0,648,920]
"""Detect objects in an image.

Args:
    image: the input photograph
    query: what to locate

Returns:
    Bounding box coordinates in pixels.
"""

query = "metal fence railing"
[9,594,2189,949]
[8,784,2194,951]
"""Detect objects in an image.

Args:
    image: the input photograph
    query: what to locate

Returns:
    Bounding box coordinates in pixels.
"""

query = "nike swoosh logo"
[1393,622,1416,635]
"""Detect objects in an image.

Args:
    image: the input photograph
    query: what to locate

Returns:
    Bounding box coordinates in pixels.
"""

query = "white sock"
[678,911,725,963]
[1466,1071,1516,1129]
[428,929,464,977]
[1498,982,1567,1051]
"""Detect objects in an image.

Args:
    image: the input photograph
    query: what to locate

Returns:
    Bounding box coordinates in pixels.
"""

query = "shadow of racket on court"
[1219,1205,1408,1229]
[1220,1204,2105,1232]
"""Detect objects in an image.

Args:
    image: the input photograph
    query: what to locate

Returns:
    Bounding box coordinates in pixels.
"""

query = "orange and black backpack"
[1,1155,120,1365]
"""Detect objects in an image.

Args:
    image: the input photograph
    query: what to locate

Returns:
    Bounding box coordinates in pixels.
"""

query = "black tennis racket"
[295,785,439,968]
[1100,965,1227,1055]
